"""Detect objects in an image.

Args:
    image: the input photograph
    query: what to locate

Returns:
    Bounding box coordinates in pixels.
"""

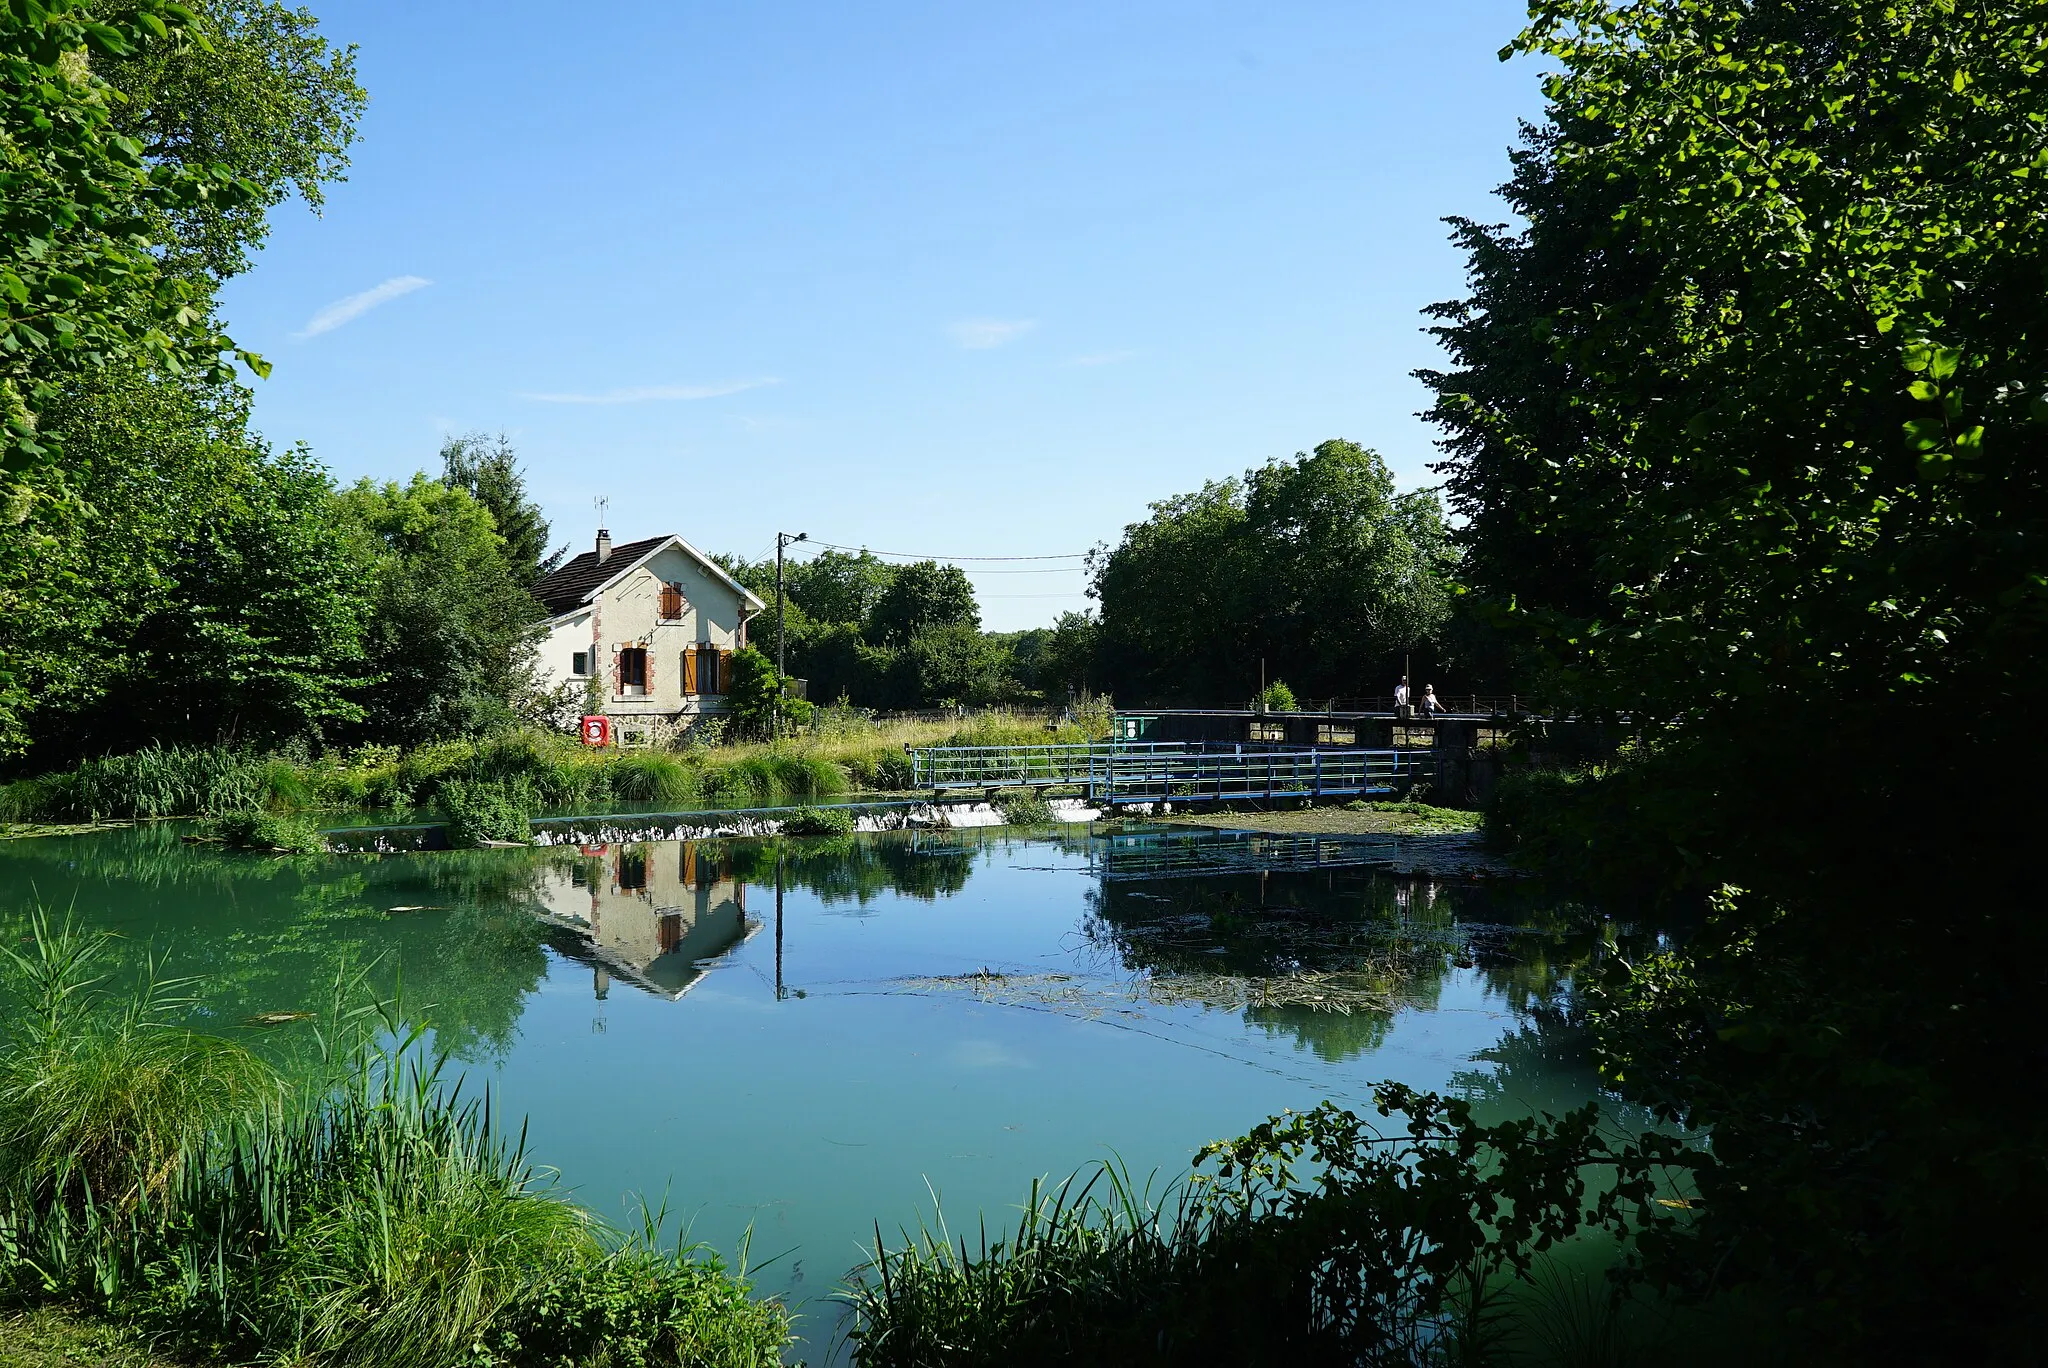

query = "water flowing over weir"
[0,822,1655,1361]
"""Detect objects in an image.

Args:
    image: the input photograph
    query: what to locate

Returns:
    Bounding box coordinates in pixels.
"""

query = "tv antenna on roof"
[593,494,610,529]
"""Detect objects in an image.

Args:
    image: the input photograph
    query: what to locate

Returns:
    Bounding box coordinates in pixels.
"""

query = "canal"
[0,820,1642,1356]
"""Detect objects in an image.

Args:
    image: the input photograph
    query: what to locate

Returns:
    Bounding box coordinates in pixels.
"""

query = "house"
[531,841,759,1000]
[533,528,766,742]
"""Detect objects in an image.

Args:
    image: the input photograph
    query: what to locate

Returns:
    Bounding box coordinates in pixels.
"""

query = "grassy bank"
[0,918,789,1367]
[0,707,1111,837]
[845,1091,1705,1367]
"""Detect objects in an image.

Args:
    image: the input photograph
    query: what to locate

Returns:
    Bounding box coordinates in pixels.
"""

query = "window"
[616,848,647,892]
[683,645,726,697]
[1249,720,1288,744]
[618,647,648,695]
[659,582,685,620]
[571,650,591,677]
[1316,723,1356,746]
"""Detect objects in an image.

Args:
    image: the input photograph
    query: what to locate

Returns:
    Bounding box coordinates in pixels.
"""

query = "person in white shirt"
[1423,685,1444,715]
[1393,677,1411,709]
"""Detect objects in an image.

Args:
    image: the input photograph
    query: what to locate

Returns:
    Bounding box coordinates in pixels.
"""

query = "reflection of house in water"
[534,841,760,1000]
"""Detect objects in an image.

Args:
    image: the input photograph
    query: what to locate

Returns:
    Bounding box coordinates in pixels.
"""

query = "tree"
[440,432,559,587]
[96,0,365,283]
[725,646,810,738]
[1423,1,2048,1353]
[334,476,546,745]
[0,0,366,762]
[0,1,264,475]
[1092,441,1456,703]
[866,561,979,648]
[104,446,373,747]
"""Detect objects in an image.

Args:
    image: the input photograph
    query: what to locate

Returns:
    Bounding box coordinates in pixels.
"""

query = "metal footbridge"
[909,742,1420,806]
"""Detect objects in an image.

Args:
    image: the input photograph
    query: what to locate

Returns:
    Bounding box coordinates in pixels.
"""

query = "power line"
[806,539,1087,562]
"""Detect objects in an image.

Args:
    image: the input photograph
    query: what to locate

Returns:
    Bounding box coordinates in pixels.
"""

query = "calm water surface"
[0,823,1623,1354]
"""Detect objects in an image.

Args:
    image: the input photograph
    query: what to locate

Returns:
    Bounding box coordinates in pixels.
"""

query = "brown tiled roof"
[534,536,669,616]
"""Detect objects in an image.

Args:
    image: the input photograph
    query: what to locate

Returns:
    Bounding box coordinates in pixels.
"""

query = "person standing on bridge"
[1423,684,1445,715]
[1394,676,1411,710]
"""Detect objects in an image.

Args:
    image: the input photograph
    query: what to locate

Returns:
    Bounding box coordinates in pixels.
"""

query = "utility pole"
[775,531,808,738]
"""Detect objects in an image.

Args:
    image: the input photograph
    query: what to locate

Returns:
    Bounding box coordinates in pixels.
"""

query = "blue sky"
[217,1,1544,630]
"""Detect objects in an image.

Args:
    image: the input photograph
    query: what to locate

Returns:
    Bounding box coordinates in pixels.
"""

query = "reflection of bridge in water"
[534,840,761,1000]
[1090,828,1409,882]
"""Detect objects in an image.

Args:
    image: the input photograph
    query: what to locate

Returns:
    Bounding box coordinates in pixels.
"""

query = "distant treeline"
[725,439,1474,713]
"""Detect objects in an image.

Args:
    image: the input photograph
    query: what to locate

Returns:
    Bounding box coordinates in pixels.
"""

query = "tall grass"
[0,703,1095,829]
[0,918,791,1367]
[0,917,280,1206]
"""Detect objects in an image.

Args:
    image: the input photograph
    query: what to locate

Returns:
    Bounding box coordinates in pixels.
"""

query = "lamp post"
[775,531,808,737]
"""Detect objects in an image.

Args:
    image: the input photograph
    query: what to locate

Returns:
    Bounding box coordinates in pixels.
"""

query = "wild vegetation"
[0,917,790,1367]
[0,705,1113,846]
[1430,0,2048,1357]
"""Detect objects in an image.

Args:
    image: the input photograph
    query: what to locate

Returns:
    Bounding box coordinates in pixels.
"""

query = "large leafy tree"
[334,476,547,745]
[1092,441,1455,703]
[865,560,979,649]
[1425,1,2048,1352]
[0,0,365,761]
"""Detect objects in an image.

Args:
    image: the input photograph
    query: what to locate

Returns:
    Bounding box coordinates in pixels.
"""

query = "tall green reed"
[0,917,790,1367]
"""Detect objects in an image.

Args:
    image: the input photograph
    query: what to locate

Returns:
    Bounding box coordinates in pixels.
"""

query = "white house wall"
[532,542,755,735]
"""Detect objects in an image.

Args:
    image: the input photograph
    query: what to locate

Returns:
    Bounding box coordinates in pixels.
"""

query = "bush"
[204,810,326,854]
[997,794,1057,827]
[439,778,535,847]
[490,1246,791,1368]
[780,806,855,837]
[1254,679,1298,712]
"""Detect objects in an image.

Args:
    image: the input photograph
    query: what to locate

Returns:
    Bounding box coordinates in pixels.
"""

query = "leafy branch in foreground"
[846,1085,1703,1367]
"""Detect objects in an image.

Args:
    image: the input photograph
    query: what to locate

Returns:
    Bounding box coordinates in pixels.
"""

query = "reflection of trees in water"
[721,831,1004,905]
[1246,1003,1397,1063]
[0,824,557,1061]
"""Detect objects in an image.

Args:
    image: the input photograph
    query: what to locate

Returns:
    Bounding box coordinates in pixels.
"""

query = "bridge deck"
[910,743,1420,804]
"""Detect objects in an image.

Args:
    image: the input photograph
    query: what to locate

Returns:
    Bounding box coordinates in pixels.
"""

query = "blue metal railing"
[908,743,1419,803]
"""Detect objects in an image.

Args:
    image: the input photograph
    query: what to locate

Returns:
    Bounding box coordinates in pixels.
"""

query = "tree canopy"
[1428,1,2048,1352]
[1091,440,1456,704]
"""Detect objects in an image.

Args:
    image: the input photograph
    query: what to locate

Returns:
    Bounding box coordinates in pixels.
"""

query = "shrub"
[490,1244,792,1368]
[780,806,855,837]
[872,752,916,789]
[204,810,326,854]
[1254,679,1298,713]
[997,794,1057,827]
[439,778,535,847]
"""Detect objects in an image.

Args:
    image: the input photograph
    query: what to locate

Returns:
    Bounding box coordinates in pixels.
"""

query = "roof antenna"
[593,495,612,562]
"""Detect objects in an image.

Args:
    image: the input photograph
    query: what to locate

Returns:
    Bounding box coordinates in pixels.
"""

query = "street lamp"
[775,531,807,737]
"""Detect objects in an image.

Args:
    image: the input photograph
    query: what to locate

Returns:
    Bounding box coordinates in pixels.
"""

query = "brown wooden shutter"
[717,649,732,696]
[660,583,683,619]
[681,649,698,695]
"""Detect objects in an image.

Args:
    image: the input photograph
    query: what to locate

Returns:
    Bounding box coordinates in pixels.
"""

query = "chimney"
[596,528,612,563]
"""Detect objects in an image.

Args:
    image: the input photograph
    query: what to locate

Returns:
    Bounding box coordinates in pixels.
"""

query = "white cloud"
[947,318,1037,350]
[294,275,431,339]
[516,378,781,405]
[1065,349,1136,367]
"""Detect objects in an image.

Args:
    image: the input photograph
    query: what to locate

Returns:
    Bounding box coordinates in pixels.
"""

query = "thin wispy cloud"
[1065,349,1136,367]
[295,275,431,339]
[947,318,1037,350]
[516,378,781,405]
